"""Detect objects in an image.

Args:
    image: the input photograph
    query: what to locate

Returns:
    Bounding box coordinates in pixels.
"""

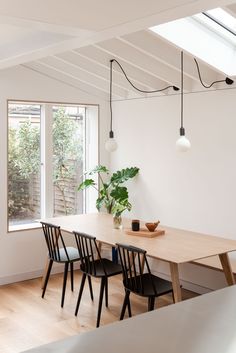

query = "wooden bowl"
[145,221,160,232]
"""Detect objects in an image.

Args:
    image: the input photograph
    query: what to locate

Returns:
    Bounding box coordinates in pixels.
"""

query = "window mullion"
[41,104,53,218]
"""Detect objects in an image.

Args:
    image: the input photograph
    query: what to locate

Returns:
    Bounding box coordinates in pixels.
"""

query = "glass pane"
[194,12,236,45]
[52,105,85,216]
[8,103,41,227]
[206,8,236,35]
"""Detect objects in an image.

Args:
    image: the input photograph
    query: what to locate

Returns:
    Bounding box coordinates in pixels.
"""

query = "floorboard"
[0,270,198,353]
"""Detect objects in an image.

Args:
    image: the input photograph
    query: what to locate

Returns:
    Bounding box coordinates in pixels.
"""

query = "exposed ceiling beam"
[39,56,128,98]
[0,0,233,70]
[54,51,148,97]
[22,64,106,99]
[24,61,109,101]
[0,15,93,36]
[74,46,170,92]
[95,39,193,90]
[121,30,223,84]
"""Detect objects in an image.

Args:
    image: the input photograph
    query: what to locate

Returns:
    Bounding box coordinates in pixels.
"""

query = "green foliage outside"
[8,121,40,217]
[8,107,83,218]
[53,108,83,214]
[78,165,139,216]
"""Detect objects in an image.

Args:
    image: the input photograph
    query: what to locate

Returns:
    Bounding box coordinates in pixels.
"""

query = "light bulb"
[176,135,191,152]
[105,137,118,152]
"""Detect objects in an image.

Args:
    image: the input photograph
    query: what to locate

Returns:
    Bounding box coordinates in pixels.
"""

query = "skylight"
[194,8,236,45]
[205,8,236,35]
[150,8,236,76]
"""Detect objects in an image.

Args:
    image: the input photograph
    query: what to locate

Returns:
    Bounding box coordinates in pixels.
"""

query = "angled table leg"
[219,253,235,286]
[141,254,145,274]
[169,262,182,302]
[97,241,102,259]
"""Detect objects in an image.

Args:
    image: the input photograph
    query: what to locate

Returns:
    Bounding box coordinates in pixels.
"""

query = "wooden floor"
[0,271,198,353]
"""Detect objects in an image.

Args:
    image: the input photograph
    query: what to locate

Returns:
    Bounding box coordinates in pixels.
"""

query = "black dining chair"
[73,231,122,328]
[41,222,93,308]
[116,243,174,319]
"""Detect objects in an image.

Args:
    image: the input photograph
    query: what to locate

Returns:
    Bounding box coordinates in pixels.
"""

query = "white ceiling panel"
[0,0,233,100]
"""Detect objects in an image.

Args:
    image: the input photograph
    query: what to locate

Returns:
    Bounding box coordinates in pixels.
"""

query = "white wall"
[110,88,236,292]
[1,65,235,293]
[0,66,109,284]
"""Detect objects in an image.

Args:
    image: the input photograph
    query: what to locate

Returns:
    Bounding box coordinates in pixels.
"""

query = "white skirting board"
[0,265,213,294]
[0,263,80,286]
[0,249,227,294]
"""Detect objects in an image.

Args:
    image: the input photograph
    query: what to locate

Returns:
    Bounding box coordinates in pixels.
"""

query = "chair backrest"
[41,222,69,262]
[116,243,157,295]
[73,231,106,276]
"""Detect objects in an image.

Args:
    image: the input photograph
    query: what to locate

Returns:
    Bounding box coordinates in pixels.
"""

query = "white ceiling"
[0,0,236,100]
[0,0,204,31]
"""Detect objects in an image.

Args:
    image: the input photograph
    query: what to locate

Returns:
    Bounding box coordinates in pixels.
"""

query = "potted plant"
[78,165,139,228]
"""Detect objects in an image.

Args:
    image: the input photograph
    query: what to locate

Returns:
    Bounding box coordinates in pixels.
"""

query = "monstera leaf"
[77,178,95,191]
[88,165,109,175]
[96,196,105,211]
[112,199,132,216]
[110,167,139,185]
[110,186,128,203]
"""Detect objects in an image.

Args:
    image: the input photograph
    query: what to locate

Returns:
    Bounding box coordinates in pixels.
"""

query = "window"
[52,105,85,216]
[150,7,236,76]
[8,101,98,231]
[194,9,236,45]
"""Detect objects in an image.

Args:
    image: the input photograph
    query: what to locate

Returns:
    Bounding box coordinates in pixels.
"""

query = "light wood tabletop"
[22,285,236,353]
[41,213,236,302]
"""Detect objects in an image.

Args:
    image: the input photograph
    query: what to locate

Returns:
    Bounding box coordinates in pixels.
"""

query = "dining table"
[41,212,236,302]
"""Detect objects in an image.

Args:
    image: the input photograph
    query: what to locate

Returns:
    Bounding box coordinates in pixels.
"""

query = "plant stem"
[98,172,105,188]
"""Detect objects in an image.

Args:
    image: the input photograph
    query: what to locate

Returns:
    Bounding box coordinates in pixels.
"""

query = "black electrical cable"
[110,59,179,94]
[194,58,234,88]
[109,60,113,136]
[181,51,184,130]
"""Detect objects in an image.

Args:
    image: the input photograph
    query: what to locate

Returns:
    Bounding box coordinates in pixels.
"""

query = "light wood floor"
[0,270,198,353]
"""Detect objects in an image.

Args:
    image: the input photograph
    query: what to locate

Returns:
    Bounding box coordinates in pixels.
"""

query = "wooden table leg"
[219,253,235,286]
[97,241,102,259]
[169,262,182,303]
[41,258,50,289]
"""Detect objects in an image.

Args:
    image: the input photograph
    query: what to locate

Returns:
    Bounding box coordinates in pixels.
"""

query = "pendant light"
[105,60,118,152]
[176,51,191,152]
[105,59,180,152]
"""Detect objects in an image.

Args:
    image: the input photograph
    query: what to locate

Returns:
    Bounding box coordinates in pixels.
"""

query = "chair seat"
[80,258,122,277]
[50,247,80,263]
[124,273,173,297]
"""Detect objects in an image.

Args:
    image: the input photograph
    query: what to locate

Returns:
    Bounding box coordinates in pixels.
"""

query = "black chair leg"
[61,262,69,308]
[75,273,86,316]
[42,259,53,298]
[120,290,131,320]
[127,293,132,318]
[70,262,74,291]
[105,277,108,307]
[148,297,151,311]
[172,291,175,304]
[151,297,155,310]
[148,297,155,311]
[87,275,94,301]
[96,277,106,328]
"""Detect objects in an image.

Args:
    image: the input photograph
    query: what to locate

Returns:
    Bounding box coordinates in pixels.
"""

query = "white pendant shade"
[176,135,191,152]
[105,137,118,152]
